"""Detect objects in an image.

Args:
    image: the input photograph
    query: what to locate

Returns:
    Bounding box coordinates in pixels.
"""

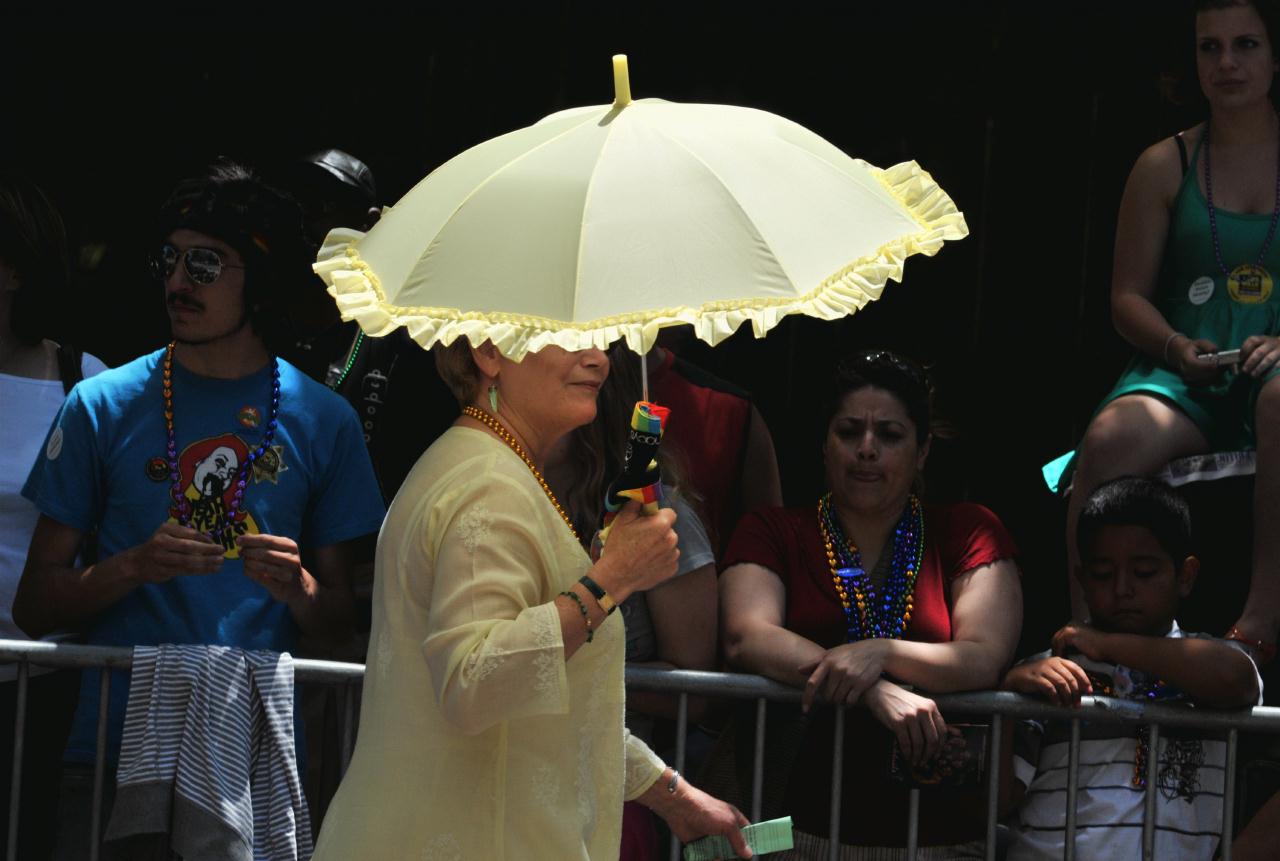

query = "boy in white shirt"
[1004,476,1262,860]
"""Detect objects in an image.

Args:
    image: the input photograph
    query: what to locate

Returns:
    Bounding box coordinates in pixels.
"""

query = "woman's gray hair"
[433,339,483,407]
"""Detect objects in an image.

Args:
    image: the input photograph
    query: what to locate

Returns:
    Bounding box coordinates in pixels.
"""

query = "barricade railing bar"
[5,640,1280,861]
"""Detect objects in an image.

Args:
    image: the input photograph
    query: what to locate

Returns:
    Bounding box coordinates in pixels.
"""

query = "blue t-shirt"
[23,348,386,763]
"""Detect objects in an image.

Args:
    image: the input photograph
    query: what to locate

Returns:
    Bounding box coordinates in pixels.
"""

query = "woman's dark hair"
[822,350,932,445]
[1076,476,1193,564]
[1165,0,1280,106]
[156,159,313,353]
[559,341,694,544]
[1195,0,1279,49]
[0,172,70,345]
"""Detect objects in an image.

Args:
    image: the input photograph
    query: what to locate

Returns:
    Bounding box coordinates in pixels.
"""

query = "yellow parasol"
[314,56,968,362]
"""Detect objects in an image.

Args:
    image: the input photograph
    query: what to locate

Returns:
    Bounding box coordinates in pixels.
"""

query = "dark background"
[5,3,1246,653]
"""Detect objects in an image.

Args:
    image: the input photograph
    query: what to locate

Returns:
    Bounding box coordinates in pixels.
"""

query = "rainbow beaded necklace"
[817,493,924,642]
[163,342,281,544]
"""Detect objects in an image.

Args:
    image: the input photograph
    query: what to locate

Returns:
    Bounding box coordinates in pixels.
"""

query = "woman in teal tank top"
[1067,0,1280,662]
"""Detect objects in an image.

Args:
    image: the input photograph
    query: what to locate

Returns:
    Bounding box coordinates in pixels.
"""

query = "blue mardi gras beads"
[818,493,925,644]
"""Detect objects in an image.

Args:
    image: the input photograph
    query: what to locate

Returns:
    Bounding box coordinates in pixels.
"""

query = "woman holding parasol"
[311,338,750,858]
[309,55,968,858]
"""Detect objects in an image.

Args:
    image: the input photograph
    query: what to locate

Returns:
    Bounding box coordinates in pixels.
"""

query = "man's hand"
[1003,657,1092,707]
[237,533,311,602]
[125,522,224,584]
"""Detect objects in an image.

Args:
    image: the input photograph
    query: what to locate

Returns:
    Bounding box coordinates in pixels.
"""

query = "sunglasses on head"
[837,350,930,389]
[151,243,245,286]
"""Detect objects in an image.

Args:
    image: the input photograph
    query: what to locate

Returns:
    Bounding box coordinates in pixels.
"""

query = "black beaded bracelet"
[578,574,617,615]
[560,590,593,643]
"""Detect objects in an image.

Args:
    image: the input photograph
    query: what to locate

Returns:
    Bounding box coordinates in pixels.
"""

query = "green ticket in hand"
[682,816,794,860]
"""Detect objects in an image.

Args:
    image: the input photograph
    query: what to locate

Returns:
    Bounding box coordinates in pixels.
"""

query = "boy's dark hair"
[0,172,70,346]
[156,159,313,353]
[1077,476,1193,564]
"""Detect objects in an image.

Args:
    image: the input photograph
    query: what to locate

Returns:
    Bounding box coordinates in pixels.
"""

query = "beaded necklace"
[461,405,579,542]
[817,493,924,642]
[1203,119,1280,278]
[326,331,364,391]
[1130,677,1172,790]
[164,342,281,544]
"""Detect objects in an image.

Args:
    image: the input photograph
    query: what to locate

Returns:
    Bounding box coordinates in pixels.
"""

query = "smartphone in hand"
[1197,349,1241,367]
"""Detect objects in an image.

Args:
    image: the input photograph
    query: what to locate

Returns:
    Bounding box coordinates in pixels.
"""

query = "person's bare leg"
[1227,789,1280,861]
[1233,376,1280,647]
[1066,394,1210,620]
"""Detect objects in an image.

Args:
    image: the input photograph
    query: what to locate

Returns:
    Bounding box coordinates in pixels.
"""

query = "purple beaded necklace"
[1203,118,1280,276]
[817,493,924,642]
[164,342,281,544]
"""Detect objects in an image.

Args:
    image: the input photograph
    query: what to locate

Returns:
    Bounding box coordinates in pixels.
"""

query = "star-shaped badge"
[251,444,289,484]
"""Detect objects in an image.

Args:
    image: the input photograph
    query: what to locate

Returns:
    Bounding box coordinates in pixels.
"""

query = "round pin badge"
[1228,263,1273,304]
[1188,276,1215,306]
[238,405,262,429]
[145,456,170,482]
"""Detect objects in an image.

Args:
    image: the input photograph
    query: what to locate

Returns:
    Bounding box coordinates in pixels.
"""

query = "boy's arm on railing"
[1052,624,1260,708]
[1002,656,1093,707]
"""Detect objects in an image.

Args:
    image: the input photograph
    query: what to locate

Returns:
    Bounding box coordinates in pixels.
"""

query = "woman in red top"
[720,351,1022,857]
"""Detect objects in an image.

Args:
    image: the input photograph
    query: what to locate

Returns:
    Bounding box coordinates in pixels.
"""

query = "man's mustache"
[168,294,203,311]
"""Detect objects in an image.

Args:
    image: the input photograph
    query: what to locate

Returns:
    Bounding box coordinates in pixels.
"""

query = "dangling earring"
[488,384,499,413]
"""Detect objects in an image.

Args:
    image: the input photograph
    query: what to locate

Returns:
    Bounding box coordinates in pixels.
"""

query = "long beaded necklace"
[1203,119,1280,284]
[164,342,281,544]
[326,331,364,391]
[817,493,924,642]
[461,405,579,542]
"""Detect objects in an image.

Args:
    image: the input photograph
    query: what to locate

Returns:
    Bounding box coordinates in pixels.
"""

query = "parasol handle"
[612,54,632,107]
[641,345,649,402]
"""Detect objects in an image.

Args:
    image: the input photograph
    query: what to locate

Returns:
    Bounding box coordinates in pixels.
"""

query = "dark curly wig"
[156,160,314,353]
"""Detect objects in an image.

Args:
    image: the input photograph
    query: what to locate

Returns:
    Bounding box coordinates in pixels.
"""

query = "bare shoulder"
[1129,125,1202,206]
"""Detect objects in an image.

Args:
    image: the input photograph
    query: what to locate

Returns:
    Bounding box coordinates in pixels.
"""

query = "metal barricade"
[5,639,1280,861]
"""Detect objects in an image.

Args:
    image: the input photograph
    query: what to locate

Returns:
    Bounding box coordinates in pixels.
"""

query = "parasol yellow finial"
[612,54,632,108]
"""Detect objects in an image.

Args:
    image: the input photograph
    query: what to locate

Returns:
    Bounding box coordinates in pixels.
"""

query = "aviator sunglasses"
[151,243,245,286]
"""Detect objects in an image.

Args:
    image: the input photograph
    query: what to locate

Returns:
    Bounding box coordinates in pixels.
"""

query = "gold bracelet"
[560,590,593,643]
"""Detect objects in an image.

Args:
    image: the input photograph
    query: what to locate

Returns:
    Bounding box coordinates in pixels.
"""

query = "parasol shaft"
[641,347,649,403]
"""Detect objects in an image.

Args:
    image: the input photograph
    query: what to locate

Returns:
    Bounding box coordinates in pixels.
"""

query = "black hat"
[302,149,378,207]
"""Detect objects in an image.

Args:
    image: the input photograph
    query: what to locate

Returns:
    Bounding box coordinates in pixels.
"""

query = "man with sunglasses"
[12,162,385,811]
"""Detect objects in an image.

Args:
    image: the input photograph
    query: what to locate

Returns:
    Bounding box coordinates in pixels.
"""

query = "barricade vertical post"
[905,787,920,861]
[89,668,110,861]
[1221,727,1238,861]
[668,693,690,861]
[339,683,355,777]
[1141,722,1160,861]
[6,660,28,861]
[675,693,689,773]
[751,698,766,823]
[985,713,1002,861]
[828,706,845,861]
[1064,717,1081,861]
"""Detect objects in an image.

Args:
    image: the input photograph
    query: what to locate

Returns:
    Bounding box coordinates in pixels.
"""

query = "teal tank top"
[1043,133,1280,490]
[1157,134,1280,343]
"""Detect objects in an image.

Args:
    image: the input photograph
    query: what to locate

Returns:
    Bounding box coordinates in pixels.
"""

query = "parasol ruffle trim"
[312,159,968,360]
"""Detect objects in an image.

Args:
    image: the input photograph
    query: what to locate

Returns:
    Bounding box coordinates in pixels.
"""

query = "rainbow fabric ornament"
[598,400,670,545]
